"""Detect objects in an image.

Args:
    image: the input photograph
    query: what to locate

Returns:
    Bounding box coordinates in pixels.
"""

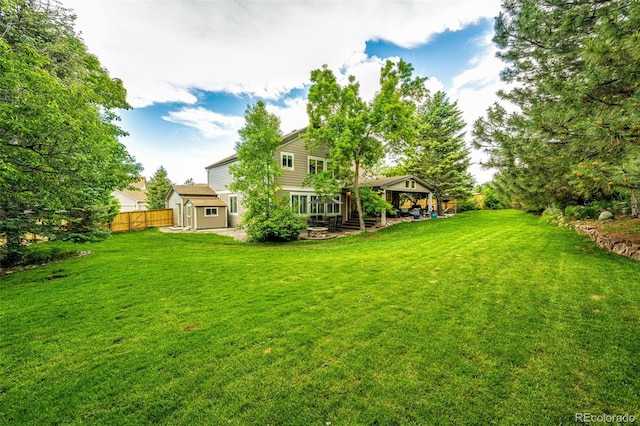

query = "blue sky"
[62,0,505,184]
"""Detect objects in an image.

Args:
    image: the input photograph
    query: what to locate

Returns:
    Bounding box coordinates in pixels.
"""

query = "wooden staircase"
[338,217,379,230]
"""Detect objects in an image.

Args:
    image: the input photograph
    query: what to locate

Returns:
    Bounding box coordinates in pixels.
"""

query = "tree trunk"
[353,159,366,231]
[435,194,444,216]
[632,189,639,218]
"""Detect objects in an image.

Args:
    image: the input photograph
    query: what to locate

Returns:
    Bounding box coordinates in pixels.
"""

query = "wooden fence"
[109,209,173,233]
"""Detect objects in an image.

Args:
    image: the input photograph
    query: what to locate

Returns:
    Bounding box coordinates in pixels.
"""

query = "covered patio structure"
[357,175,435,226]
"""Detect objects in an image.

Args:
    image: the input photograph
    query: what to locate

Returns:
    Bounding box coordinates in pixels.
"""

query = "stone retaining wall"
[574,224,640,261]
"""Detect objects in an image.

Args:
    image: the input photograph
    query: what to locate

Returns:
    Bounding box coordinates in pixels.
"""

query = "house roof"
[130,177,147,190]
[185,197,227,207]
[359,175,435,192]
[205,127,308,169]
[170,184,217,197]
[117,188,147,202]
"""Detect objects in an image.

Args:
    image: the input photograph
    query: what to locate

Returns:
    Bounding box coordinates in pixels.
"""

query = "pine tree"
[147,166,172,210]
[404,91,474,215]
[474,0,640,212]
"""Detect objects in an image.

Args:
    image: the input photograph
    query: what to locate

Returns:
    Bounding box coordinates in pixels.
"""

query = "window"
[327,197,341,214]
[405,180,410,188]
[411,181,415,188]
[291,194,308,214]
[310,196,324,214]
[229,196,238,214]
[308,156,325,174]
[205,207,218,217]
[281,152,294,170]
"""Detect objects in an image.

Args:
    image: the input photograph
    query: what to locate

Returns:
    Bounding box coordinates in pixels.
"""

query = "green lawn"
[2,210,639,424]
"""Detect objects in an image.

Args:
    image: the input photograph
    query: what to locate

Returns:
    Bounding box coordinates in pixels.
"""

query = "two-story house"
[206,127,434,228]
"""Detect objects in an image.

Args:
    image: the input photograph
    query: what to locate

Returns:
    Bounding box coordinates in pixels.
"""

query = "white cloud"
[161,107,244,139]
[63,0,501,107]
[60,0,506,184]
[266,98,309,135]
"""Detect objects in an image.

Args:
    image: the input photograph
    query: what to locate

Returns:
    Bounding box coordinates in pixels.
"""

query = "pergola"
[358,175,435,225]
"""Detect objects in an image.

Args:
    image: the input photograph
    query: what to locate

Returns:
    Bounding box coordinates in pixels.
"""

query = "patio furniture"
[335,215,343,229]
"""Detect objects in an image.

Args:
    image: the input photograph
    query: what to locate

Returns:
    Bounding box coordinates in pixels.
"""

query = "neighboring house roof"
[185,197,227,207]
[205,127,308,169]
[170,184,218,197]
[118,188,147,203]
[130,177,147,190]
[359,175,435,192]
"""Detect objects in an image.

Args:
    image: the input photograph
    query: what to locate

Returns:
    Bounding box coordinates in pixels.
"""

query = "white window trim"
[290,193,310,215]
[281,152,295,171]
[308,155,326,174]
[205,207,219,217]
[229,195,238,215]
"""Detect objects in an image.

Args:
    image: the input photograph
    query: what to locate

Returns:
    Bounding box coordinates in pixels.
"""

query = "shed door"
[186,205,193,228]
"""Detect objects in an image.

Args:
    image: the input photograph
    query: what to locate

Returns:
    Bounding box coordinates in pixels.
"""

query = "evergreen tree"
[403,91,474,215]
[474,0,640,214]
[146,166,172,210]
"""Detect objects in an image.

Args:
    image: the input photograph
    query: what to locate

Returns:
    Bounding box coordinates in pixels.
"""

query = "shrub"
[1,242,79,269]
[243,200,307,242]
[563,205,582,220]
[358,187,393,218]
[457,198,480,213]
[541,205,563,225]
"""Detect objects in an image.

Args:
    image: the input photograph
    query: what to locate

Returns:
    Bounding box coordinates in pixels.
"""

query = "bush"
[1,242,79,269]
[564,200,627,221]
[243,200,307,242]
[457,198,479,213]
[358,187,393,218]
[541,205,563,225]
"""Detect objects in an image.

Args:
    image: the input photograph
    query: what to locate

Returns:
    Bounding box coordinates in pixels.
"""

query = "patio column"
[381,189,387,225]
[428,192,433,212]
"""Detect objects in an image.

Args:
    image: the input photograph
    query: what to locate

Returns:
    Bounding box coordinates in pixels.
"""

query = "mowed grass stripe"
[1,210,639,424]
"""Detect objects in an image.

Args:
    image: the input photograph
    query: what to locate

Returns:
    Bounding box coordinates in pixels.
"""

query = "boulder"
[598,211,614,221]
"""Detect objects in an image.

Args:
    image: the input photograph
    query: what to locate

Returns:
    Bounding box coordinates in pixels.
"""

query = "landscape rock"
[574,223,639,262]
[598,211,614,221]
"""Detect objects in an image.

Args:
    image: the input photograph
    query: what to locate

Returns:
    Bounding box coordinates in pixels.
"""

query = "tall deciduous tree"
[0,0,140,265]
[403,91,474,215]
[474,0,640,214]
[147,166,172,210]
[229,101,306,242]
[306,60,426,230]
[229,101,282,220]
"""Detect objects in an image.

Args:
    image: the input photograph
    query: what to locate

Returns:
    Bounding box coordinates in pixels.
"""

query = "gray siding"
[166,191,184,226]
[277,136,329,189]
[208,162,234,192]
[216,192,245,228]
[206,134,330,227]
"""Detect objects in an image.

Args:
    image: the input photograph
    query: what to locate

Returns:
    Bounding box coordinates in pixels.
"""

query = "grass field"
[2,210,640,424]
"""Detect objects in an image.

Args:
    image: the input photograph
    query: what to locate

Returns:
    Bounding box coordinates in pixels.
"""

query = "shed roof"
[171,184,217,197]
[185,197,227,207]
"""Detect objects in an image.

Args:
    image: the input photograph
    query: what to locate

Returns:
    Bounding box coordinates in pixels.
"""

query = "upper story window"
[281,152,294,170]
[308,156,325,174]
